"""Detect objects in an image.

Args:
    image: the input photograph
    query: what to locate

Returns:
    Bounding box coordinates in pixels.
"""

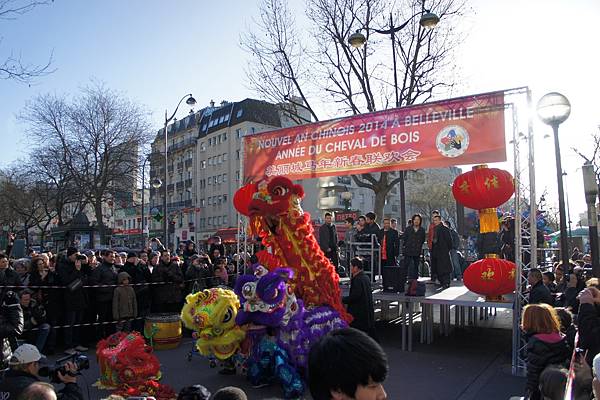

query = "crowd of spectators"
[0,236,246,360]
[520,249,600,400]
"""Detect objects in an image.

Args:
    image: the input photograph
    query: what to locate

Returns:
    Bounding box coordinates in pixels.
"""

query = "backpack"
[407,279,426,296]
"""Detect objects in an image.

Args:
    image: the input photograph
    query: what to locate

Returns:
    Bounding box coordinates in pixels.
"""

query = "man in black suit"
[378,218,400,267]
[318,212,339,268]
[342,257,376,340]
[431,215,453,289]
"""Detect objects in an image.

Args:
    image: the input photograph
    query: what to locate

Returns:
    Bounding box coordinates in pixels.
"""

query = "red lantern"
[463,256,516,300]
[452,165,514,209]
[233,183,257,216]
[452,165,514,233]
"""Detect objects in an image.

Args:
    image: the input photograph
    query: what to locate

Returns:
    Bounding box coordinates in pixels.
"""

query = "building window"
[223,193,228,202]
[218,116,224,124]
[208,177,212,185]
[223,215,228,225]
[236,129,242,138]
[222,132,227,141]
[236,171,240,181]
[237,109,243,118]
[200,198,205,207]
[201,160,206,169]
[200,142,205,151]
[223,173,227,182]
[236,150,240,160]
[224,114,229,122]
[223,153,228,161]
[208,217,212,226]
[201,124,207,132]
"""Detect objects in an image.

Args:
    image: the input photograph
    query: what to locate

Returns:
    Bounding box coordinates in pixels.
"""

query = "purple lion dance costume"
[234,266,347,398]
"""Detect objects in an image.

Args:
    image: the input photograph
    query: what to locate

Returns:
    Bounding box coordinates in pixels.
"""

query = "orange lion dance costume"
[234,176,351,323]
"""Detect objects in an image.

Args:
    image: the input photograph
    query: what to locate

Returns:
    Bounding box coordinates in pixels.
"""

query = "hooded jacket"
[112,272,137,320]
[525,332,570,399]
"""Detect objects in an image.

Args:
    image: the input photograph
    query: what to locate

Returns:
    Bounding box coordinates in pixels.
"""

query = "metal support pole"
[552,124,570,268]
[583,163,600,277]
[528,91,537,268]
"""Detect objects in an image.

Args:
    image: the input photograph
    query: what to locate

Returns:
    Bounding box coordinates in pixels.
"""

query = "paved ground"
[50,319,525,400]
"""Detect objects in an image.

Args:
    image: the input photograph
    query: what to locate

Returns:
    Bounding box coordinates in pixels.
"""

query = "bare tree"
[572,126,600,203]
[0,0,54,84]
[243,0,467,220]
[0,167,48,246]
[20,82,152,243]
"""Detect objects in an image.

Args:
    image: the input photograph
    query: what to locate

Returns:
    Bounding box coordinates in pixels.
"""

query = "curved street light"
[536,92,571,268]
[163,94,196,249]
[347,6,439,229]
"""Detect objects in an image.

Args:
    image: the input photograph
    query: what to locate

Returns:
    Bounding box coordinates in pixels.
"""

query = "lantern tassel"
[479,208,499,233]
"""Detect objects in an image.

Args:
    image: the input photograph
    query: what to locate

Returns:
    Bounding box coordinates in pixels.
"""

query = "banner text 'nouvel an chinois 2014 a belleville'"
[243,91,506,182]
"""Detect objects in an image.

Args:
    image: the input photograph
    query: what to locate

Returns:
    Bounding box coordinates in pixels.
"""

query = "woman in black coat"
[29,255,62,353]
[521,303,570,400]
[402,214,426,280]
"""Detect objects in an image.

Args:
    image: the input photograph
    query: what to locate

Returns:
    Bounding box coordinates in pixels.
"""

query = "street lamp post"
[163,94,196,250]
[583,163,600,277]
[348,5,439,229]
[536,92,571,269]
[140,154,162,244]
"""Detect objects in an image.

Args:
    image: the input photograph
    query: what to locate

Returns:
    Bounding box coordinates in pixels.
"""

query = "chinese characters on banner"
[243,91,506,182]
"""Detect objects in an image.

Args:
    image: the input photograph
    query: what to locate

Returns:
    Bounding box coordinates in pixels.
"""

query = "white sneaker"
[64,348,77,355]
[75,345,88,352]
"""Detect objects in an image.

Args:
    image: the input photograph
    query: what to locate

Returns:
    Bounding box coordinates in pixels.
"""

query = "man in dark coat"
[89,250,117,338]
[431,215,453,289]
[58,255,88,354]
[527,268,554,305]
[342,257,376,340]
[402,214,426,281]
[577,287,600,365]
[0,253,22,300]
[121,252,152,332]
[378,218,400,267]
[151,249,184,313]
[318,212,339,268]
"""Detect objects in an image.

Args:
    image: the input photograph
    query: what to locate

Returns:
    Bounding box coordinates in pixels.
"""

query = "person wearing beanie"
[112,271,137,332]
[211,386,248,400]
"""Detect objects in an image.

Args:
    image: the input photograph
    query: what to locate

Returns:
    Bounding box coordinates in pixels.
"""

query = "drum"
[144,313,182,350]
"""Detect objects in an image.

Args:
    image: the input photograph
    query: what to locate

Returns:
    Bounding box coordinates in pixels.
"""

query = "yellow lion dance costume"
[180,288,245,360]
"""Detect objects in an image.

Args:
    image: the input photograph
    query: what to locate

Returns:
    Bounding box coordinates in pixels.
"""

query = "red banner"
[243,91,506,182]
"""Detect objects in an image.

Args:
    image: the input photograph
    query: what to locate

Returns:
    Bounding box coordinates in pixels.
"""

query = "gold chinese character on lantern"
[484,175,500,189]
[508,268,516,280]
[459,180,470,193]
[481,268,495,281]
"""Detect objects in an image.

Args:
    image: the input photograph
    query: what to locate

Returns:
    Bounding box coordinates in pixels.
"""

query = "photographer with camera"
[0,290,23,370]
[0,344,84,399]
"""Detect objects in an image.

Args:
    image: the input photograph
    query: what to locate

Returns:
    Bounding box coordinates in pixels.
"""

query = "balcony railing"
[185,159,193,168]
[185,179,193,188]
[167,138,197,153]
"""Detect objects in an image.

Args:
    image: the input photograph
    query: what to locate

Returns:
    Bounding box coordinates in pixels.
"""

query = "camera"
[39,353,90,383]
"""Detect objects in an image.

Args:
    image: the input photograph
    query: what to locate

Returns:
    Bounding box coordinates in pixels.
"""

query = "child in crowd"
[554,307,576,350]
[521,303,570,400]
[112,272,137,332]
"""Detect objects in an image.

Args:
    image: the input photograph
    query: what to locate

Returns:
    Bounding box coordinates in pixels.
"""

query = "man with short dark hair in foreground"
[308,328,388,400]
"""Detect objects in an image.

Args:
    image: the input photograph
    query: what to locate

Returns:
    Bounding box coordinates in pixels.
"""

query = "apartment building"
[148,97,462,247]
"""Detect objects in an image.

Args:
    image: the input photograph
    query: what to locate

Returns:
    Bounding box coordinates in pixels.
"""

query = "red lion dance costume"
[234,176,352,323]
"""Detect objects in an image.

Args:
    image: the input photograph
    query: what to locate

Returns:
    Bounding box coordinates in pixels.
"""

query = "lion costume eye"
[272,186,288,196]
[222,307,233,323]
[242,282,256,299]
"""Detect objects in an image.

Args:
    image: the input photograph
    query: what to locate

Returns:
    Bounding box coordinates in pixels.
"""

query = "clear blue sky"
[1,0,599,222]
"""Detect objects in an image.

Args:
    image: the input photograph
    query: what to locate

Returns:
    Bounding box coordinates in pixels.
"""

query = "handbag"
[66,278,83,292]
